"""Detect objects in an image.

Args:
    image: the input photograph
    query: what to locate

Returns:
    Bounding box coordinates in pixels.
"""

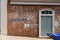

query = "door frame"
[39,8,55,37]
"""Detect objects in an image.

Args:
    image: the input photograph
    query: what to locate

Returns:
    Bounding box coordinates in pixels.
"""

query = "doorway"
[39,8,55,37]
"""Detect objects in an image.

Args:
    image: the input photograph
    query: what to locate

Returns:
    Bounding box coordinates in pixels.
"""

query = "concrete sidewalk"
[0,35,53,40]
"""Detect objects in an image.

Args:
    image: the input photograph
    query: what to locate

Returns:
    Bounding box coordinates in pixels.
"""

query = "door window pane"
[42,11,52,14]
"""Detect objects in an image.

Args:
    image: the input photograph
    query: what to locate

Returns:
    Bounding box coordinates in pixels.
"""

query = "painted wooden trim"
[39,8,55,37]
[1,0,7,35]
[39,10,41,37]
[53,10,55,33]
[10,2,60,5]
[41,14,53,16]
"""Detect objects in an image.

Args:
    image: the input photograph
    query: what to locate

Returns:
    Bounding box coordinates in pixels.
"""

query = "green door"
[41,16,53,36]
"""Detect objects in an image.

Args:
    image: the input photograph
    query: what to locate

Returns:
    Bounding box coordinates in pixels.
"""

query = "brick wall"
[7,5,60,37]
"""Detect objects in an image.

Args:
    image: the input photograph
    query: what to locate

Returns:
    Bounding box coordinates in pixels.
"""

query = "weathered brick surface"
[7,5,60,37]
